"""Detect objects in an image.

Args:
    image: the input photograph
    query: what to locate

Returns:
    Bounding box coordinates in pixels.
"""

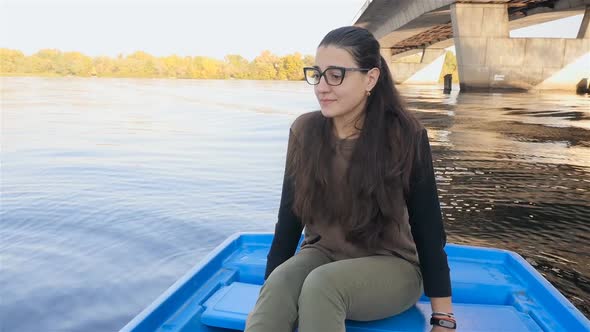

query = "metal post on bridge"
[576,78,589,95]
[444,74,452,94]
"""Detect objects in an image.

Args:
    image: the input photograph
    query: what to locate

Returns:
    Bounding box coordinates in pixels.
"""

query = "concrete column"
[452,3,509,38]
[385,47,446,84]
[578,6,590,39]
[451,3,590,91]
[451,3,512,90]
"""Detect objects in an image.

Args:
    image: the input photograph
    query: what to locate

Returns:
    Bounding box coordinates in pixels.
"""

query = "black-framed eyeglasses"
[303,66,372,86]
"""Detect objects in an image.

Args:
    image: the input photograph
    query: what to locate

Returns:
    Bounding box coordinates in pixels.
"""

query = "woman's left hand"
[430,326,455,332]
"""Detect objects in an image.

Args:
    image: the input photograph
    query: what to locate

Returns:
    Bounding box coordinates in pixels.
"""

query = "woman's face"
[313,46,379,120]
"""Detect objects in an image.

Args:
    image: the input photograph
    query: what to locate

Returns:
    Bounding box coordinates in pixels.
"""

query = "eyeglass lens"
[305,68,344,86]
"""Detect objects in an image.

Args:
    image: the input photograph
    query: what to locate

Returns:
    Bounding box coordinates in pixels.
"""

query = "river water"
[1,77,589,331]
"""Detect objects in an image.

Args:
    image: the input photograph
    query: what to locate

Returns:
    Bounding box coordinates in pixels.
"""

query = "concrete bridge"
[353,0,590,91]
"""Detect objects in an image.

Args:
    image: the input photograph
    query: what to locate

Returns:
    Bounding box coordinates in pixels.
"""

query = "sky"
[0,0,584,60]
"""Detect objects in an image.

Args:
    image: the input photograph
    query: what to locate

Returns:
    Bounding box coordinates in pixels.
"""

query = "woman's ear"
[367,67,380,92]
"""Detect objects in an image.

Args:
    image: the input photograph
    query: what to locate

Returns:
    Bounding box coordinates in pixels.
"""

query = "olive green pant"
[244,247,423,332]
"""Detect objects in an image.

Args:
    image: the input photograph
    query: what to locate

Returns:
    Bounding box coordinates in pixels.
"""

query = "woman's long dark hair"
[289,26,423,249]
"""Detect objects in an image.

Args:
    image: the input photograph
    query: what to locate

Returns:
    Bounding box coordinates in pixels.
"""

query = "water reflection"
[0,78,588,332]
[403,87,590,316]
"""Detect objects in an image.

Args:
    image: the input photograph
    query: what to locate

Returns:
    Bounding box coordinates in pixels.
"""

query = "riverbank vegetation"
[1,48,458,83]
[0,49,313,80]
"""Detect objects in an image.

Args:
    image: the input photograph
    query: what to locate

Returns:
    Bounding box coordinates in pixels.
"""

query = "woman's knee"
[298,266,344,307]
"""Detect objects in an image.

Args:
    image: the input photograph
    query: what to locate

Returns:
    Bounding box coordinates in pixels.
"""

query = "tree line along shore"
[0,48,458,82]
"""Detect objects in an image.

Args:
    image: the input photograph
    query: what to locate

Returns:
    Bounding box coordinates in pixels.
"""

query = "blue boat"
[121,233,590,332]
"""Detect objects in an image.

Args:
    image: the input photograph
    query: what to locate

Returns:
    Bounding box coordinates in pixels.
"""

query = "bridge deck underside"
[361,0,578,55]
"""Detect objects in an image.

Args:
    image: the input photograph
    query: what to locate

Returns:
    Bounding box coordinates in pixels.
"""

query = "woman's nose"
[315,75,331,93]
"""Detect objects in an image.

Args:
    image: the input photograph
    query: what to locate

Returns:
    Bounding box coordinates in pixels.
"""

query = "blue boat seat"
[201,282,543,331]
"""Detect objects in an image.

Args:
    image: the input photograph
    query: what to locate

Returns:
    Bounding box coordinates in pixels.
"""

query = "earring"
[366,90,371,96]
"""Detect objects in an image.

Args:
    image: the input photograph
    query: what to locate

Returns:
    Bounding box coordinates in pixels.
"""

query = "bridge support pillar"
[451,3,590,91]
[384,47,446,84]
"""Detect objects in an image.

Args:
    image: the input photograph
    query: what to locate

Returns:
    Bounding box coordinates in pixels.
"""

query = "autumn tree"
[278,52,304,80]
[0,49,25,73]
[224,54,249,79]
[439,51,459,83]
[251,50,280,80]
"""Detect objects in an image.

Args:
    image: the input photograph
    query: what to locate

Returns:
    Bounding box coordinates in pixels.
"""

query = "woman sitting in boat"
[245,26,456,332]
